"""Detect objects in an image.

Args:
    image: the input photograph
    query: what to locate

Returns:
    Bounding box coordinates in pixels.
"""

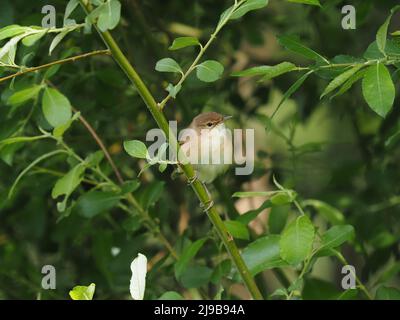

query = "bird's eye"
[207,122,213,127]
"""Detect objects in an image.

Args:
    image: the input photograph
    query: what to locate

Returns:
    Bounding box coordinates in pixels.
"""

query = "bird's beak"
[223,115,233,121]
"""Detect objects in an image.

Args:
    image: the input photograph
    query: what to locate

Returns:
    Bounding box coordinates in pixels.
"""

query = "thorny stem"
[79,0,263,300]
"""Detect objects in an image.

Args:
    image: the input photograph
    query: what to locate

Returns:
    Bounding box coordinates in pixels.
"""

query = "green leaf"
[279,215,315,265]
[364,40,400,60]
[75,190,121,218]
[375,286,400,300]
[51,164,85,202]
[277,35,329,64]
[287,0,321,6]
[139,181,165,209]
[268,205,289,234]
[22,30,47,46]
[362,63,395,118]
[42,87,72,127]
[320,65,364,99]
[211,260,232,284]
[166,83,182,98]
[49,30,69,55]
[330,68,367,100]
[224,220,249,240]
[169,36,200,50]
[393,31,400,36]
[123,140,148,159]
[0,33,25,60]
[174,238,207,279]
[158,291,184,300]
[271,71,312,118]
[317,225,355,256]
[236,200,272,225]
[120,180,141,194]
[69,283,96,300]
[7,85,42,106]
[53,112,80,138]
[0,25,29,41]
[0,135,47,147]
[196,60,224,82]
[232,62,296,80]
[232,190,279,198]
[242,235,288,275]
[8,150,66,199]
[64,0,79,23]
[270,192,295,205]
[97,0,121,32]
[155,58,182,74]
[303,199,345,225]
[180,265,213,288]
[376,6,400,55]
[230,0,269,20]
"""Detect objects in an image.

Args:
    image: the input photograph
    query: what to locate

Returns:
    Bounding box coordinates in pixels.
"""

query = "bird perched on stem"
[179,112,233,184]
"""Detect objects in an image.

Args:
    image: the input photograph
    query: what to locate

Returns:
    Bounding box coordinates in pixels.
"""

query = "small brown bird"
[179,112,233,184]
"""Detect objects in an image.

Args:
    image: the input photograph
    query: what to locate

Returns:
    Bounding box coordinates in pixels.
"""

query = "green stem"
[333,250,373,300]
[79,0,262,300]
[158,0,246,109]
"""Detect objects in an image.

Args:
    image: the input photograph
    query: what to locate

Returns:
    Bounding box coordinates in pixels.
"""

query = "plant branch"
[0,50,111,84]
[158,0,245,109]
[79,0,263,300]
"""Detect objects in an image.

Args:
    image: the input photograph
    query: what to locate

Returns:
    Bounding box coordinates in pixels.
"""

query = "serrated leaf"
[123,140,148,159]
[279,215,315,265]
[320,64,363,98]
[196,60,224,82]
[42,87,72,127]
[155,58,182,74]
[169,36,200,50]
[277,35,329,64]
[362,63,395,118]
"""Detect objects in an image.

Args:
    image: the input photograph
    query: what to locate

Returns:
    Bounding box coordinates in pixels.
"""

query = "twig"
[0,50,111,84]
